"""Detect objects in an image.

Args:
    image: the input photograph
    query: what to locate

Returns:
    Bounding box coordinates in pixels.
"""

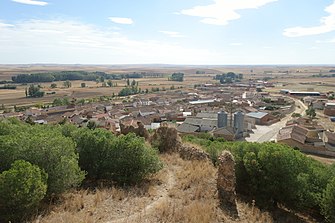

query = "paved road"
[246,98,307,143]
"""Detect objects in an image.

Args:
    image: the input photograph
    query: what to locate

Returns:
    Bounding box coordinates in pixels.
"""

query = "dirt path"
[107,169,176,223]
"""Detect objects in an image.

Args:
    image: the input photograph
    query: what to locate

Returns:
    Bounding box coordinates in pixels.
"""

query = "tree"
[131,79,136,86]
[0,160,47,222]
[72,129,162,184]
[321,178,335,222]
[87,120,97,130]
[50,83,57,88]
[126,79,130,86]
[63,80,72,88]
[81,82,86,88]
[107,80,113,87]
[52,97,70,107]
[169,72,184,82]
[27,85,44,98]
[306,106,316,119]
[77,98,85,105]
[0,122,85,195]
[118,87,139,96]
[215,72,242,84]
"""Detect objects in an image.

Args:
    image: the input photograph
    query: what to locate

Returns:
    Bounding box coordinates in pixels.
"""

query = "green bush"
[183,135,335,219]
[73,129,162,184]
[0,160,47,222]
[107,133,163,184]
[321,178,335,222]
[0,121,85,195]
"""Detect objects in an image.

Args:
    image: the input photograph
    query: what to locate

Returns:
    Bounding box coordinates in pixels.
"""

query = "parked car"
[330,117,335,122]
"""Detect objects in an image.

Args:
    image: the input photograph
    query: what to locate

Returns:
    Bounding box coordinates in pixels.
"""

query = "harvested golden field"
[1,64,334,106]
[0,76,216,106]
[270,77,335,93]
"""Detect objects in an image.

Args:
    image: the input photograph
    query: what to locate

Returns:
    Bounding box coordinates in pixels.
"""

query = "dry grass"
[31,153,317,223]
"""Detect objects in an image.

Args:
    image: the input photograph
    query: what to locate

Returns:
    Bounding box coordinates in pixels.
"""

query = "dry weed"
[31,153,312,223]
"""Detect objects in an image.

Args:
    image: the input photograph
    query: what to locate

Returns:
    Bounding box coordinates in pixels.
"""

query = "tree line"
[11,71,167,84]
[214,72,243,84]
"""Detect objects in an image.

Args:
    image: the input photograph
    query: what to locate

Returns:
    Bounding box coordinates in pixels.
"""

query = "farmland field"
[1,64,335,106]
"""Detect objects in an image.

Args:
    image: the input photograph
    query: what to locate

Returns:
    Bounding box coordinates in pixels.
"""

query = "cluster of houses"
[2,82,334,157]
[0,86,291,140]
[277,117,335,157]
[282,89,335,117]
[275,89,335,157]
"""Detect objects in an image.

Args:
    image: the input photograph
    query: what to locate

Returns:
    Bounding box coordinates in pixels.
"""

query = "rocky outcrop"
[217,151,238,219]
[151,124,182,153]
[120,121,150,140]
[178,145,210,161]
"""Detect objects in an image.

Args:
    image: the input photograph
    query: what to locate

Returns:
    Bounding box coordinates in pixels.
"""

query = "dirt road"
[246,98,307,143]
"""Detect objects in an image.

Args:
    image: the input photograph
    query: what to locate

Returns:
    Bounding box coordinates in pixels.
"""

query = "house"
[286,117,324,130]
[246,112,273,125]
[213,126,235,141]
[177,123,200,133]
[322,131,335,151]
[324,103,335,116]
[176,116,217,133]
[242,106,258,114]
[312,99,327,110]
[196,112,218,119]
[277,124,309,148]
[303,96,315,105]
[139,108,157,117]
[25,108,43,117]
[189,99,215,105]
[289,91,321,97]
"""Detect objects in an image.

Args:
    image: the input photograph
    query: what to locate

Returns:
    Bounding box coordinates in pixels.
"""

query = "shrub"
[0,160,47,222]
[0,121,85,195]
[182,135,335,219]
[108,133,163,184]
[321,178,335,222]
[291,113,302,118]
[73,129,162,184]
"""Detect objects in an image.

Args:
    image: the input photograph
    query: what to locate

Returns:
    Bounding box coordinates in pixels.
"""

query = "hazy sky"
[0,0,334,64]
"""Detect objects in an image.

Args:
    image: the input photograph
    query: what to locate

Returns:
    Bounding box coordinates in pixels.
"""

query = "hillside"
[0,120,333,223]
[32,152,316,223]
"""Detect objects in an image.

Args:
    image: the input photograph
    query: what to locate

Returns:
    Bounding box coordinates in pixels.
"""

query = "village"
[2,76,335,158]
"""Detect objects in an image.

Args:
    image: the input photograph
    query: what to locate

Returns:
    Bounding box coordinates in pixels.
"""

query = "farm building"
[289,91,321,97]
[246,112,274,125]
[324,103,335,116]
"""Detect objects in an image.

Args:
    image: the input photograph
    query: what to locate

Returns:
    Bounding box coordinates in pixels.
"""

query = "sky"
[0,0,334,65]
